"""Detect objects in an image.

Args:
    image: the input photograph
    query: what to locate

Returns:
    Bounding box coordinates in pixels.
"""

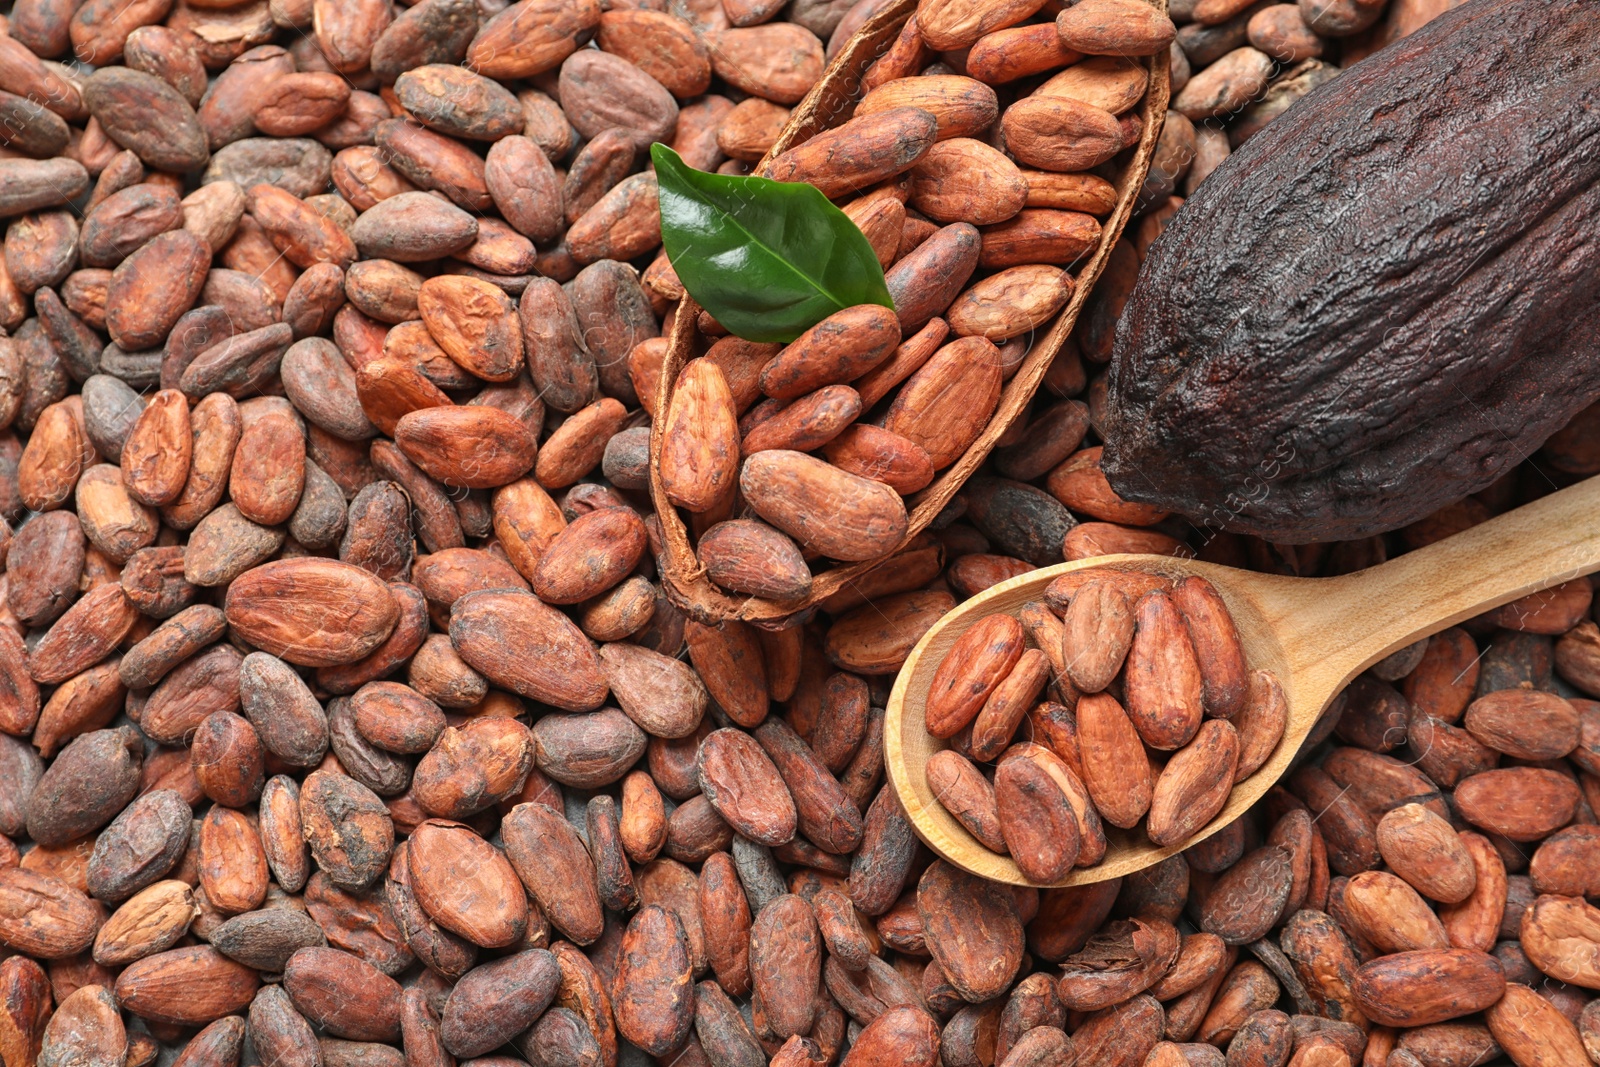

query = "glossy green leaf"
[652,143,894,344]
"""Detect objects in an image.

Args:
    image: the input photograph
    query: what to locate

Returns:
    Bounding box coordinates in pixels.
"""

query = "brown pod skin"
[696,728,798,846]
[282,946,402,1042]
[750,894,823,1039]
[614,905,696,1056]
[841,1006,941,1067]
[501,801,604,946]
[1171,576,1249,719]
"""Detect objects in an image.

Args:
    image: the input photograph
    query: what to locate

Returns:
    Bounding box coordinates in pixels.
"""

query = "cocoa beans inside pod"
[648,0,1170,625]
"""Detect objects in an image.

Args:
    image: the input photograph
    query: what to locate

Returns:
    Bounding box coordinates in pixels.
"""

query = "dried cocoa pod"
[1107,0,1600,540]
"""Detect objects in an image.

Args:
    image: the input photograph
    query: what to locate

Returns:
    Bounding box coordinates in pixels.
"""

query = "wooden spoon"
[884,474,1600,887]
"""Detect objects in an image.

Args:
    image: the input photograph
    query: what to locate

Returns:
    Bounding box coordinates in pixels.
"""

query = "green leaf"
[652,143,894,344]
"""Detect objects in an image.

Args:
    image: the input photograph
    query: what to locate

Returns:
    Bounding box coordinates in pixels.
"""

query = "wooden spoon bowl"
[884,474,1600,887]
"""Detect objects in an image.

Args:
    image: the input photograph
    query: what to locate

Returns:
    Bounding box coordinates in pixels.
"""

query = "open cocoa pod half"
[648,0,1173,626]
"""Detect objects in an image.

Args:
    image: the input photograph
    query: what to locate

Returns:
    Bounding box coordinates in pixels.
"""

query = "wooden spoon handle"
[1279,473,1600,684]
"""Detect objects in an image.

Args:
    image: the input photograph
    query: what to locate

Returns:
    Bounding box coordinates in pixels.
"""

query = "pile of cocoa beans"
[0,0,1597,1064]
[923,570,1286,878]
